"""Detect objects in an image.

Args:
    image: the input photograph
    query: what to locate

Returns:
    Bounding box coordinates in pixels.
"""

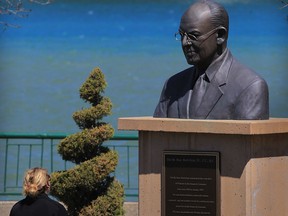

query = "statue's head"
[178,0,229,69]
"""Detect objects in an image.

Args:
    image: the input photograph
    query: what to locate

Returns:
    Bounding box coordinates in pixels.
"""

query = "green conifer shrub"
[50,67,124,216]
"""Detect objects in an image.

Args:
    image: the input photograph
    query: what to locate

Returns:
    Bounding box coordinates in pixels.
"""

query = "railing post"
[51,138,54,172]
[4,138,9,193]
[16,145,20,186]
[41,138,44,168]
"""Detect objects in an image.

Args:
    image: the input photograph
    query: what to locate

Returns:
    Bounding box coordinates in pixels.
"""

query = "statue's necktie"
[190,73,208,116]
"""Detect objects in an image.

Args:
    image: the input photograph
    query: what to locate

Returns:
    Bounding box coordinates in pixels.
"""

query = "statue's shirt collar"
[205,48,229,82]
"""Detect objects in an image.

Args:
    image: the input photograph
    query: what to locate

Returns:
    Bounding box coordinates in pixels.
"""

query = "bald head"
[182,0,229,35]
[179,0,229,68]
[184,1,212,22]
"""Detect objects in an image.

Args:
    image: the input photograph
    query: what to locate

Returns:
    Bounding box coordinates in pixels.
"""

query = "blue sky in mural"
[0,0,287,133]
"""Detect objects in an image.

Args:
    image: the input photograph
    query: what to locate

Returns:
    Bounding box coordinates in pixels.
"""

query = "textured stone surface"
[118,117,288,134]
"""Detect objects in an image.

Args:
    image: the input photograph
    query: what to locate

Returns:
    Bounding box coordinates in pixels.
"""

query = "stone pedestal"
[118,117,288,216]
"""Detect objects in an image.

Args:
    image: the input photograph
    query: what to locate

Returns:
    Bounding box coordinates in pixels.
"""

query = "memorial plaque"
[162,151,220,216]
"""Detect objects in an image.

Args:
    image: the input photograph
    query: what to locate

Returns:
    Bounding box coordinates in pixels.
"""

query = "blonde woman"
[9,167,67,216]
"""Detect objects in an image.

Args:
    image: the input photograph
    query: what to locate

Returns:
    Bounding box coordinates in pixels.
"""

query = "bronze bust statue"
[153,0,269,120]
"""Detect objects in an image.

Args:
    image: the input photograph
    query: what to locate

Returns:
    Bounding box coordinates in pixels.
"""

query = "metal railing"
[0,132,139,201]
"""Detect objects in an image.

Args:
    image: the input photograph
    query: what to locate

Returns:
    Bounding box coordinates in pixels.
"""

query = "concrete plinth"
[118,117,288,216]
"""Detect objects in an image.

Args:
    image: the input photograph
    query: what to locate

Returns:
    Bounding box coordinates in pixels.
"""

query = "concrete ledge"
[118,117,288,134]
[0,201,138,216]
[124,202,138,216]
[0,201,15,216]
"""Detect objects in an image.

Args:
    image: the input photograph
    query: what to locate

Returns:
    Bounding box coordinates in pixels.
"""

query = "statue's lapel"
[194,51,233,118]
[195,82,224,118]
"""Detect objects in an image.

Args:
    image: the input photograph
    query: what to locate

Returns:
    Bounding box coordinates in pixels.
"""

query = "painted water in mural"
[1,0,287,133]
[0,0,287,201]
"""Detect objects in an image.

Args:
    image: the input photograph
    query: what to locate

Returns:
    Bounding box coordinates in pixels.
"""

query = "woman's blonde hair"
[23,167,50,197]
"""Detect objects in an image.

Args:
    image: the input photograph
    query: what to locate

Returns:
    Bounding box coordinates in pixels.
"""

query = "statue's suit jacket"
[154,49,269,120]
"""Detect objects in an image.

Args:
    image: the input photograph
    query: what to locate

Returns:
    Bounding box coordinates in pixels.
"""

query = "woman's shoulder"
[40,194,67,212]
[9,198,28,216]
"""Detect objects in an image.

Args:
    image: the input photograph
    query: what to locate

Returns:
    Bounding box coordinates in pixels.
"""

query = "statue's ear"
[216,27,227,45]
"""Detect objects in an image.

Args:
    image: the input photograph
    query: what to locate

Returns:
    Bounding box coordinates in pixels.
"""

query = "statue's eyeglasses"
[175,27,220,44]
